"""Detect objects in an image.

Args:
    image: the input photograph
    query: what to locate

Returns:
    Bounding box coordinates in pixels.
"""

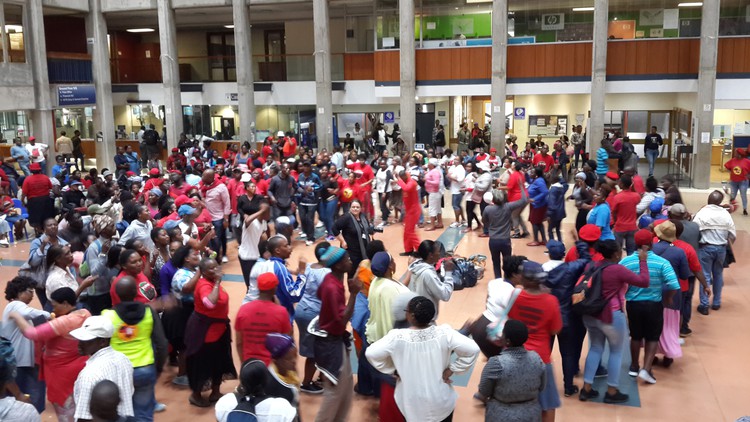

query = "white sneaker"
[305,240,314,246]
[460,221,468,227]
[299,233,307,239]
[638,369,656,384]
[449,222,459,228]
[0,239,9,248]
[221,256,229,263]
[316,221,324,228]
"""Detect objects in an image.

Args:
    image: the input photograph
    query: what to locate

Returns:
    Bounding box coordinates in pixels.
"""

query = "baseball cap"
[669,203,687,216]
[69,315,115,341]
[175,195,191,208]
[605,171,620,180]
[476,161,491,172]
[70,180,83,186]
[171,147,179,153]
[240,173,252,183]
[277,131,285,137]
[178,204,197,217]
[654,220,677,242]
[29,136,35,141]
[635,229,654,247]
[545,240,566,260]
[257,273,279,291]
[101,170,113,177]
[29,163,42,171]
[149,168,160,176]
[489,148,497,153]
[578,224,601,242]
[521,260,548,281]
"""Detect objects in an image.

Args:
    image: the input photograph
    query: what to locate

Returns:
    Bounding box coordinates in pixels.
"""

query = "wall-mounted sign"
[514,107,526,120]
[384,112,395,123]
[58,85,96,106]
[541,14,565,31]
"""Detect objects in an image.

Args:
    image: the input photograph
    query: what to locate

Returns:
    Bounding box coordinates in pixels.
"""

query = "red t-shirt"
[22,174,52,198]
[338,178,360,204]
[110,271,157,306]
[347,162,374,193]
[235,300,292,365]
[143,178,164,193]
[256,177,270,196]
[194,278,230,342]
[532,153,555,172]
[564,246,604,263]
[226,178,246,214]
[507,291,562,364]
[611,190,641,232]
[724,158,750,182]
[506,171,526,202]
[262,145,274,159]
[632,175,645,195]
[317,274,347,336]
[398,178,419,208]
[673,239,701,292]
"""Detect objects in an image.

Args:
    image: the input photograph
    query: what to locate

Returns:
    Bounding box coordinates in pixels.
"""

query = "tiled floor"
[3,187,750,422]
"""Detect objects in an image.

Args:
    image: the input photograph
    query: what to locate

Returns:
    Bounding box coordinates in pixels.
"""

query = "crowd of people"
[0,124,742,422]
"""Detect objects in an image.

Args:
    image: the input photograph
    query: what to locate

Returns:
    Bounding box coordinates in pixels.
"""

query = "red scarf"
[199,177,219,198]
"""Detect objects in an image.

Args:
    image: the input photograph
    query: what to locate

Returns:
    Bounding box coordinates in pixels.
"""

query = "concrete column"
[399,0,416,149]
[692,0,720,189]
[490,0,508,150]
[86,0,116,169]
[157,0,183,151]
[233,0,256,145]
[588,0,609,154]
[28,0,54,173]
[313,0,333,151]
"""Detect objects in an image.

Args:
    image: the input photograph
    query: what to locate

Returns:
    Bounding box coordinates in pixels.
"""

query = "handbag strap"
[500,288,522,320]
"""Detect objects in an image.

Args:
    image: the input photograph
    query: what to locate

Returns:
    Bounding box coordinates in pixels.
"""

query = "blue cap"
[178,204,196,217]
[545,240,566,260]
[370,252,391,277]
[149,188,163,197]
[649,197,665,213]
[163,219,180,230]
[521,260,547,281]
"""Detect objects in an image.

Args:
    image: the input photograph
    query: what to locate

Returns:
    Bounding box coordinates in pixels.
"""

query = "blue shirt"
[10,146,29,164]
[621,251,680,302]
[587,203,615,240]
[651,241,692,309]
[52,164,66,177]
[126,152,140,173]
[297,172,322,206]
[596,147,608,175]
[297,264,330,313]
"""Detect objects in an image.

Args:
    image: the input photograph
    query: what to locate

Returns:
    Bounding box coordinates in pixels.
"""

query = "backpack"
[571,262,614,316]
[226,395,266,422]
[452,257,478,290]
[143,130,158,146]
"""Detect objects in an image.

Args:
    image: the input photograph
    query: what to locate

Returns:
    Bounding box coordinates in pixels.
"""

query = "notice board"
[528,115,568,137]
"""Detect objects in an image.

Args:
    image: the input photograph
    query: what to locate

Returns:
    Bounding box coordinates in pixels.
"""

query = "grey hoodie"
[407,259,454,321]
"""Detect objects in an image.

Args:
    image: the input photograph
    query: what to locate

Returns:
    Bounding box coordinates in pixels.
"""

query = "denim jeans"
[133,364,157,422]
[319,199,338,237]
[551,314,586,389]
[16,366,46,413]
[582,310,627,387]
[699,244,726,307]
[547,218,563,242]
[645,149,659,176]
[488,237,512,279]
[211,219,227,258]
[299,204,317,241]
[510,202,529,235]
[18,161,30,176]
[615,230,637,256]
[729,179,749,210]
[681,277,695,330]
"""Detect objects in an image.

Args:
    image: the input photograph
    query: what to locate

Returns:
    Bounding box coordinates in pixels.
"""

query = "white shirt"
[390,165,405,191]
[1,301,49,367]
[331,151,344,171]
[178,221,199,245]
[118,219,154,250]
[374,168,393,194]
[244,258,273,303]
[482,279,516,322]
[25,143,48,163]
[352,128,364,142]
[239,219,267,260]
[462,172,476,202]
[74,346,134,420]
[447,164,466,195]
[45,265,79,301]
[366,324,480,422]
[215,393,296,422]
[377,129,387,146]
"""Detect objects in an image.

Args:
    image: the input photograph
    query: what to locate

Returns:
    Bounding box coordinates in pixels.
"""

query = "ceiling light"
[224,24,234,29]
[466,0,492,3]
[126,28,155,33]
[4,25,22,33]
[572,7,595,11]
[678,2,702,6]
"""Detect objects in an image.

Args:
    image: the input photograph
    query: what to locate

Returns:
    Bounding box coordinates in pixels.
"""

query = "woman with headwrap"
[265,333,300,413]
[145,188,163,218]
[82,214,118,315]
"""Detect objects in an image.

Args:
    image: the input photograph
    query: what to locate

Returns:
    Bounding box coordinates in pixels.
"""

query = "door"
[648,111,671,159]
[416,112,435,149]
[262,29,286,81]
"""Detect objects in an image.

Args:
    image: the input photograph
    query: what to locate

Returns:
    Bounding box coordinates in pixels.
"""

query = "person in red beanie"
[723,147,750,215]
[564,224,604,262]
[235,273,292,365]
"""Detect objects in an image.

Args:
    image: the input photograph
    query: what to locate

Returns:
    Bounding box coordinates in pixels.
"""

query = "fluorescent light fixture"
[4,25,22,33]
[678,2,702,6]
[572,7,595,11]
[224,24,234,29]
[466,0,492,3]
[126,28,155,33]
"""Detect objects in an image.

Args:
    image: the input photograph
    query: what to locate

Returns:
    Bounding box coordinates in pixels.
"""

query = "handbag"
[486,288,522,342]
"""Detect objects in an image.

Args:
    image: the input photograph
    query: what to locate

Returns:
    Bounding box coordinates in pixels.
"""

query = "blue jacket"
[544,242,591,327]
[528,177,549,208]
[546,180,568,221]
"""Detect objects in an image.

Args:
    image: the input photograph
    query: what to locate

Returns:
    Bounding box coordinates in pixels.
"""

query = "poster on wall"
[452,18,474,36]
[528,115,567,137]
[541,14,564,31]
[639,9,664,26]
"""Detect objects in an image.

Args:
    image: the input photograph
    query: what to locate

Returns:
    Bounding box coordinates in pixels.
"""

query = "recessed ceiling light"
[224,24,234,29]
[678,2,702,6]
[572,7,595,11]
[126,28,155,33]
[466,0,492,3]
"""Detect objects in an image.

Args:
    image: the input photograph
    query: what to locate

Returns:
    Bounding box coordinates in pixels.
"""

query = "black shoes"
[697,306,709,316]
[594,366,608,378]
[579,387,599,402]
[680,327,692,337]
[603,390,629,404]
[743,209,748,216]
[711,304,721,311]
[399,251,414,257]
[662,357,674,368]
[564,385,579,397]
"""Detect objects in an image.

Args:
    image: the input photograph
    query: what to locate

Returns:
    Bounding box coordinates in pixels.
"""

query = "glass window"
[0,111,27,141]
[55,108,95,139]
[626,111,648,137]
[608,0,702,39]
[346,16,375,52]
[3,3,24,63]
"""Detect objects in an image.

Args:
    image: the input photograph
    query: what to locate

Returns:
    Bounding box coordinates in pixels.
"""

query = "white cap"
[240,173,252,183]
[476,160,491,172]
[428,158,439,167]
[69,315,114,341]
[277,131,285,137]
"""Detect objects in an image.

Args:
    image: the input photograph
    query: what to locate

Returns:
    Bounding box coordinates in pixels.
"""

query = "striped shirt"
[74,346,134,420]
[621,251,680,302]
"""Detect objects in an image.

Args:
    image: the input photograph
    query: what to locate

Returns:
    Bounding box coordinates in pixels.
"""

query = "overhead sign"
[58,85,96,106]
[514,107,526,120]
[541,13,565,31]
[226,93,238,101]
[384,112,395,123]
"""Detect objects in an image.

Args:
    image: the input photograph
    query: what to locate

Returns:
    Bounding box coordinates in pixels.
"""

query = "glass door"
[262,29,286,81]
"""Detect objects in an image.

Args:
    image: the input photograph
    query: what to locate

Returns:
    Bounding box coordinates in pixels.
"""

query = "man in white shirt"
[447,156,466,228]
[239,202,270,287]
[352,122,365,154]
[71,315,134,421]
[25,136,49,174]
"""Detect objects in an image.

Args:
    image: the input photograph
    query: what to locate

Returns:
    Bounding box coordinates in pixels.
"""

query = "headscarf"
[92,214,114,234]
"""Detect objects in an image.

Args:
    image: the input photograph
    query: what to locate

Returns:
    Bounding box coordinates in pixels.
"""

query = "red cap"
[578,224,602,242]
[737,148,746,156]
[149,168,160,176]
[605,171,620,180]
[29,136,35,141]
[29,163,41,171]
[175,195,191,208]
[126,171,135,176]
[171,147,179,153]
[489,148,497,153]
[635,229,654,247]
[257,273,279,291]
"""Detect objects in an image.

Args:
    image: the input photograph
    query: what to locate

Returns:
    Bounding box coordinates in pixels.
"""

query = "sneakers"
[595,366,608,378]
[564,385,579,397]
[172,375,189,386]
[316,221,325,228]
[305,240,314,246]
[325,235,336,241]
[154,402,167,412]
[0,239,8,248]
[697,305,709,316]
[221,256,229,263]
[711,304,721,311]
[579,387,599,402]
[603,390,629,404]
[638,369,657,384]
[526,241,544,247]
[661,357,674,368]
[449,222,459,228]
[300,382,323,394]
[627,365,640,377]
[744,209,748,216]
[460,221,468,227]
[299,233,307,239]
